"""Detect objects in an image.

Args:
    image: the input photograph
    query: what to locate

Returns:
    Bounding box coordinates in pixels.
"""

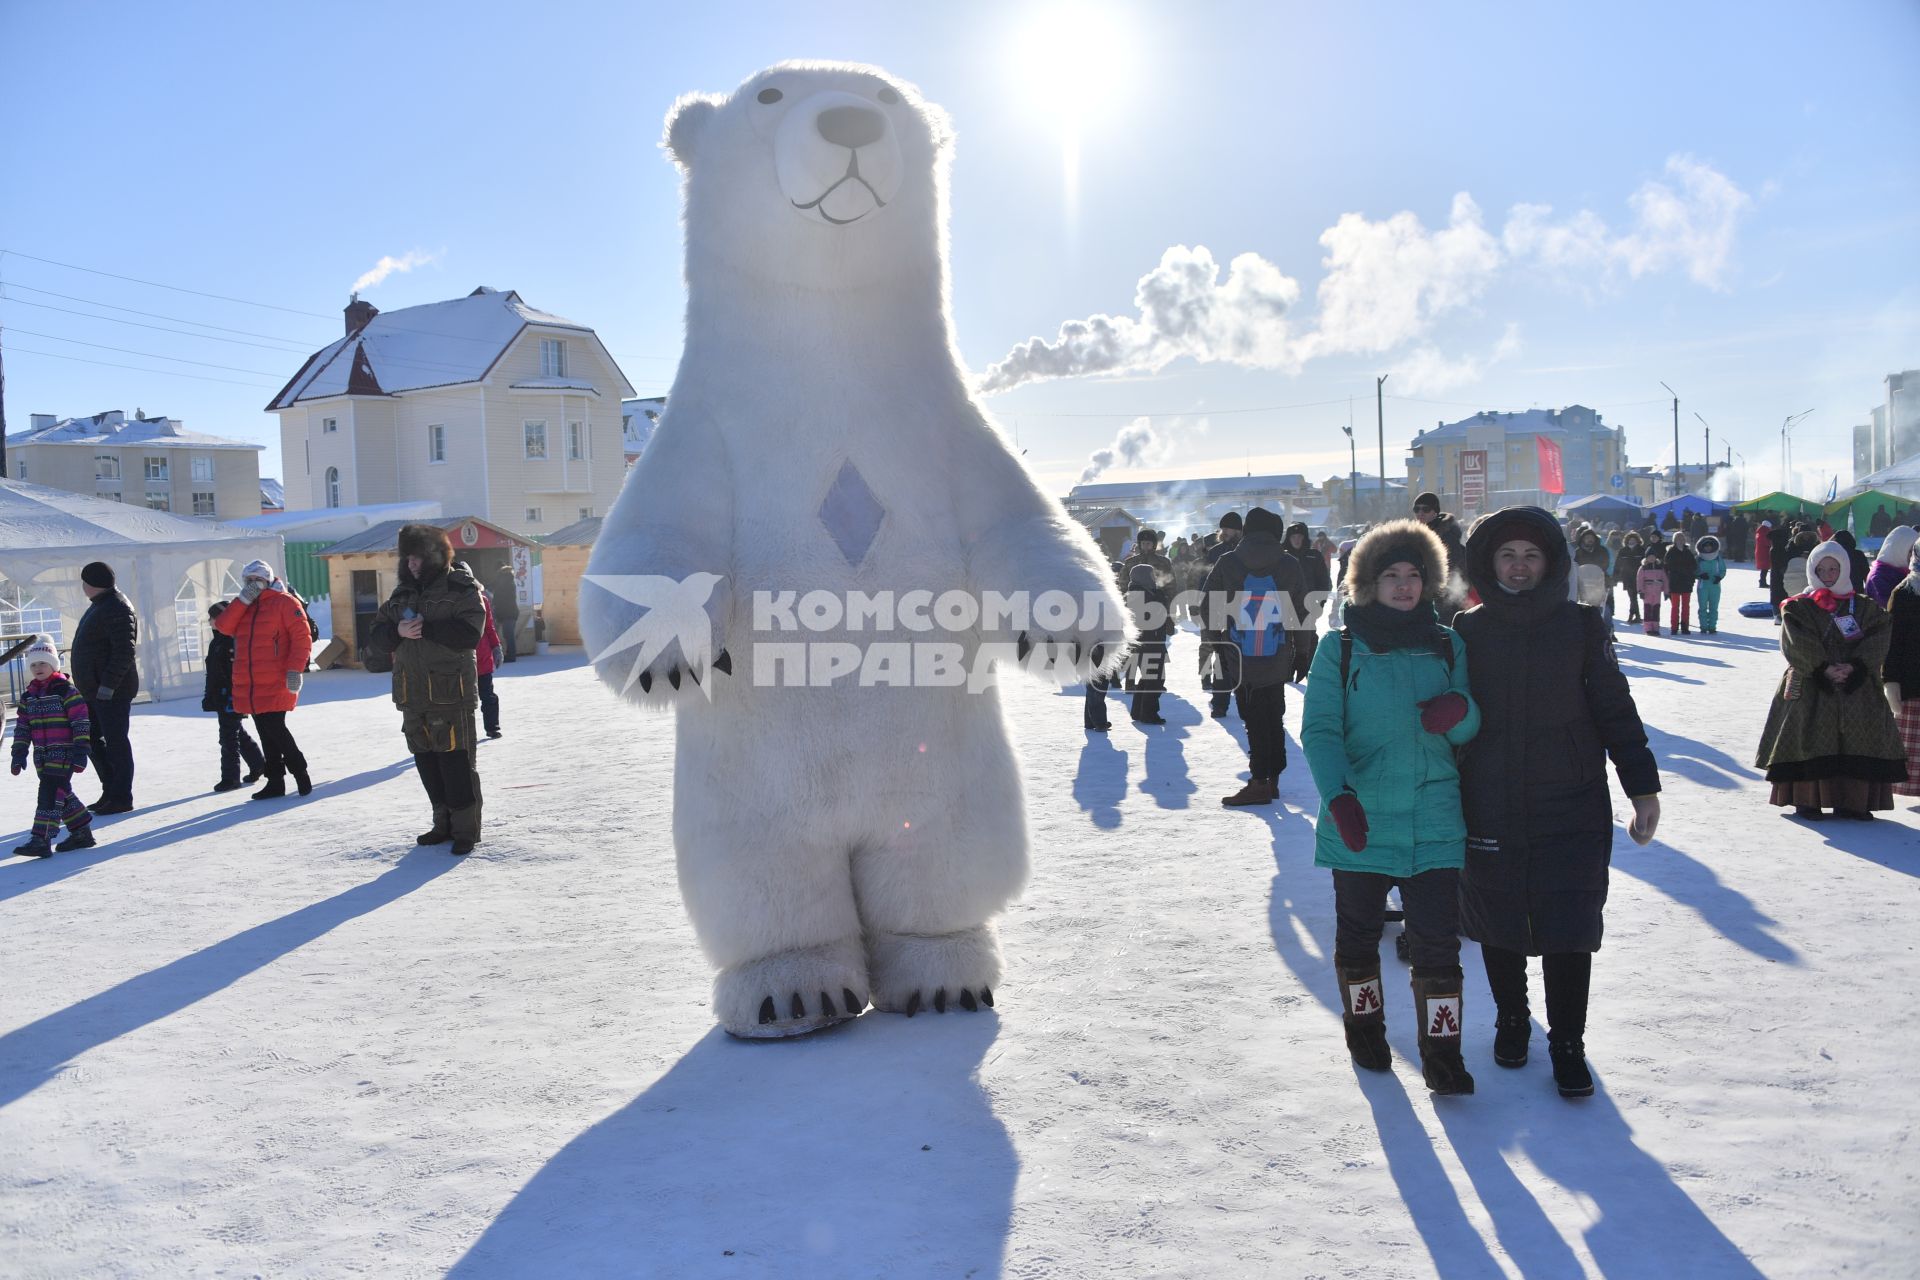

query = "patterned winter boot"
[1337,967,1391,1072]
[1410,968,1475,1095]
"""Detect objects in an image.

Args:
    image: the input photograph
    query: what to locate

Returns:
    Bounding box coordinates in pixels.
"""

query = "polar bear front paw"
[867,926,1002,1018]
[715,937,869,1040]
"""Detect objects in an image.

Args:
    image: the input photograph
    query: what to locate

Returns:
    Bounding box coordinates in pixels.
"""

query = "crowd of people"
[7,525,509,859]
[1089,488,1920,1095]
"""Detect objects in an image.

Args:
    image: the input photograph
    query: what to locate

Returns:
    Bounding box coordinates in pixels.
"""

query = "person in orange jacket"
[212,559,314,800]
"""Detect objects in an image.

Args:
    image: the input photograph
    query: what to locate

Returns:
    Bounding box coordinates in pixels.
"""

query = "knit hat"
[1484,515,1554,558]
[241,559,275,583]
[22,635,57,669]
[81,562,115,590]
[1806,540,1853,596]
[1217,511,1243,531]
[1242,506,1284,539]
[1413,491,1441,511]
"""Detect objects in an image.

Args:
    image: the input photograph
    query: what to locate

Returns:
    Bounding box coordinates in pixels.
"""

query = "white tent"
[0,480,283,703]
[1848,456,1920,502]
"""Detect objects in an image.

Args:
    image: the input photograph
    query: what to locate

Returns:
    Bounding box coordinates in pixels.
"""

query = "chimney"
[29,414,55,431]
[345,292,379,336]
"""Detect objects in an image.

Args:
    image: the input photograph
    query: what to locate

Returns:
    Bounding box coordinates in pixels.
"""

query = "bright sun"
[1011,1,1136,132]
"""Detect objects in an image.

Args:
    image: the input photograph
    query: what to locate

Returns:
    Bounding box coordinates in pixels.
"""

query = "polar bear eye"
[877,87,900,105]
[756,87,783,105]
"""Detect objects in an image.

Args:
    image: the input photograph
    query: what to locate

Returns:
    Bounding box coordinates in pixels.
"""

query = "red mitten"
[1329,792,1369,852]
[1417,692,1468,734]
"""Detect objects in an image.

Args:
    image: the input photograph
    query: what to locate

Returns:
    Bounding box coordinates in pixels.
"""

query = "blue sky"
[4,0,1916,500]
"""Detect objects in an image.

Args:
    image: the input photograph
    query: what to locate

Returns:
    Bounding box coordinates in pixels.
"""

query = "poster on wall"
[511,544,532,608]
[1459,449,1487,519]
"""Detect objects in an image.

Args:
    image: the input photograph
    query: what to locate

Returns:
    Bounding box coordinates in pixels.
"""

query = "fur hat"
[1807,540,1853,596]
[1346,519,1447,606]
[241,559,275,583]
[1217,511,1243,531]
[398,523,454,575]
[81,562,115,590]
[23,635,58,670]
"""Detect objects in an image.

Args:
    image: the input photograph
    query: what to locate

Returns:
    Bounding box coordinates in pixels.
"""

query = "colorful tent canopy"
[1732,491,1823,517]
[1823,488,1911,531]
[1645,494,1730,525]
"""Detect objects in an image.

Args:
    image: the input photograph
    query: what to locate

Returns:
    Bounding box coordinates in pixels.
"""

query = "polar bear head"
[664,62,953,294]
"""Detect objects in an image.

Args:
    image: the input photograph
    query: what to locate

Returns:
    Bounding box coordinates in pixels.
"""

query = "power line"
[0,295,317,353]
[0,248,335,318]
[5,346,280,388]
[3,327,284,376]
[0,281,328,345]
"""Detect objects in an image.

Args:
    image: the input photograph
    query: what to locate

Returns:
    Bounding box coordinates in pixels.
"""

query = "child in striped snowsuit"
[10,636,95,857]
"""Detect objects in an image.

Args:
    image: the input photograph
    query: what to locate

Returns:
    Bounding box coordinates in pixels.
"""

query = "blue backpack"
[1230,573,1288,658]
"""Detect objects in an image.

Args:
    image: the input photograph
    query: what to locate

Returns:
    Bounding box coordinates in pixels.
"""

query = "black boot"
[1493,1010,1531,1067]
[251,776,288,800]
[55,825,96,852]
[417,808,452,845]
[213,779,244,793]
[1549,1035,1594,1097]
[1411,969,1475,1095]
[1337,967,1391,1072]
[13,838,52,858]
[290,764,313,797]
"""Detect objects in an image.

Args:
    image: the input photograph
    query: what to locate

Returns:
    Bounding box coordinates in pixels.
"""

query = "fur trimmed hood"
[398,523,454,582]
[1346,519,1448,606]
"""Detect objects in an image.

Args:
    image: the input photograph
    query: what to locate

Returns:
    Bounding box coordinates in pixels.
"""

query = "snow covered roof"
[267,287,634,410]
[1411,405,1611,445]
[1858,454,1920,488]
[0,478,264,549]
[318,515,531,557]
[224,500,444,542]
[622,395,665,458]
[545,515,602,547]
[1068,474,1312,503]
[260,478,285,510]
[7,410,263,452]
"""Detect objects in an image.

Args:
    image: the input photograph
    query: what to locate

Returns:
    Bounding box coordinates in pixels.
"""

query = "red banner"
[1536,435,1565,495]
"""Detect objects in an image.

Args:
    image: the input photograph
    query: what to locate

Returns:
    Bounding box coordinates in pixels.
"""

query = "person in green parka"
[1303,519,1481,1095]
[1694,533,1727,634]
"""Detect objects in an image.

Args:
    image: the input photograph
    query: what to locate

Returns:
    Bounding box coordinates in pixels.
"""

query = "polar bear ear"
[663,94,720,170]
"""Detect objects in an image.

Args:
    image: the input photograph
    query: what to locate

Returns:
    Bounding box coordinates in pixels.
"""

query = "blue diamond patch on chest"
[818,461,886,567]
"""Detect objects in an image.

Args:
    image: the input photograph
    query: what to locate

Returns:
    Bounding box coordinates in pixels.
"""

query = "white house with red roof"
[267,288,637,537]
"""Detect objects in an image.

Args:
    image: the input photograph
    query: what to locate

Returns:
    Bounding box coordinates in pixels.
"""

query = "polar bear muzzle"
[775,89,904,226]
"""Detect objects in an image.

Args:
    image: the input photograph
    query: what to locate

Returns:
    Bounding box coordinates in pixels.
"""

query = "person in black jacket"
[1203,507,1304,806]
[1412,492,1468,623]
[1453,507,1662,1099]
[1201,513,1244,717]
[1834,529,1871,596]
[1662,531,1699,634]
[203,602,265,793]
[1282,521,1332,681]
[1122,562,1173,724]
[70,561,139,814]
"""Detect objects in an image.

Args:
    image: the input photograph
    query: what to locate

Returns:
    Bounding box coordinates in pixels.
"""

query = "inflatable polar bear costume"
[582,62,1132,1039]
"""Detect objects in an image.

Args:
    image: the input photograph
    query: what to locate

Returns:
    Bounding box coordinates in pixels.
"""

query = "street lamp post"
[1660,381,1680,498]
[1341,424,1357,525]
[1376,373,1390,522]
[1781,409,1815,492]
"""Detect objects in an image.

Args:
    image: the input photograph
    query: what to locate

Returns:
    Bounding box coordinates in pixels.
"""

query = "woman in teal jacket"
[1303,519,1481,1095]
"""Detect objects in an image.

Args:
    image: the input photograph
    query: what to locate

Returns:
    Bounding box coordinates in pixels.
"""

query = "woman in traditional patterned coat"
[1755,540,1907,820]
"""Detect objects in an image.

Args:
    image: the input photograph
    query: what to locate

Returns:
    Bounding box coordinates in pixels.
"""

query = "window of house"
[191,455,213,482]
[579,506,593,520]
[323,417,338,434]
[526,506,543,524]
[540,339,568,378]
[192,491,216,517]
[326,466,341,508]
[428,424,446,463]
[568,421,585,460]
[524,421,548,459]
[94,454,120,481]
[145,456,168,482]
[146,493,171,512]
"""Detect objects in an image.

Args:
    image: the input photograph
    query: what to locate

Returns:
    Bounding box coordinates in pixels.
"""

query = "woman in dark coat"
[1617,531,1646,623]
[1282,521,1332,681]
[1883,548,1920,799]
[1755,540,1906,819]
[1453,507,1661,1097]
[1122,561,1173,725]
[1771,527,1819,619]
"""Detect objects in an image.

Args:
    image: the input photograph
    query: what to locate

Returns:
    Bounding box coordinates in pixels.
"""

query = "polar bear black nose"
[816,105,886,150]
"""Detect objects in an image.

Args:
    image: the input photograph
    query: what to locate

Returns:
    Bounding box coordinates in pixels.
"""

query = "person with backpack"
[203,601,265,792]
[1301,520,1480,1094]
[1203,507,1304,806]
[1693,535,1727,634]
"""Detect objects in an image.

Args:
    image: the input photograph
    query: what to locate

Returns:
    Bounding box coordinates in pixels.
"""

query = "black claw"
[980,987,994,1007]
[758,996,776,1024]
[1071,640,1083,663]
[844,987,861,1012]
[687,665,701,686]
[905,991,922,1017]
[667,666,682,690]
[960,989,978,1011]
[714,650,733,674]
[639,670,653,693]
[820,991,836,1016]
[1016,631,1032,660]
[934,988,948,1013]
[790,992,806,1019]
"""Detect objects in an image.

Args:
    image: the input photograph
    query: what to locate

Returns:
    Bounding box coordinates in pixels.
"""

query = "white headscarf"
[1876,524,1918,567]
[1806,539,1853,597]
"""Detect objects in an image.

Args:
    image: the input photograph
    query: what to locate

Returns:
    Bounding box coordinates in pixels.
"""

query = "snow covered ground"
[2,567,1914,1278]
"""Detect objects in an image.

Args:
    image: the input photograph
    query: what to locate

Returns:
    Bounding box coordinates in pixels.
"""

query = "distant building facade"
[1064,474,1322,537]
[1854,369,1920,483]
[1407,405,1629,515]
[7,410,263,520]
[268,287,637,537]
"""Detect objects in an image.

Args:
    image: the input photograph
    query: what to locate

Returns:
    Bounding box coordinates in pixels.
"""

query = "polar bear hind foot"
[716,937,869,1040]
[868,925,1002,1017]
